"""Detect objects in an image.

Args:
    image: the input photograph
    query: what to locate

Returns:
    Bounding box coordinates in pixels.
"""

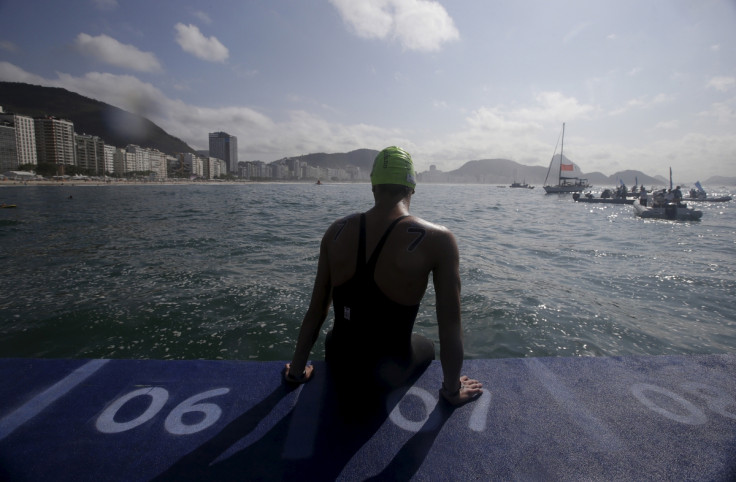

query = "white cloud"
[0,63,392,161]
[0,41,19,53]
[563,22,591,44]
[75,33,162,73]
[655,120,679,129]
[609,93,672,116]
[652,93,674,104]
[697,98,736,123]
[514,92,596,123]
[174,23,229,62]
[192,11,212,25]
[0,61,49,85]
[1,62,733,181]
[706,76,735,92]
[231,64,259,80]
[329,0,459,52]
[413,92,598,167]
[609,99,643,116]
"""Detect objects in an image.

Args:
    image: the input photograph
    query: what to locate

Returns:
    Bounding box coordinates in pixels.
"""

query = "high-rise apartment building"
[203,157,226,179]
[34,117,76,167]
[145,148,168,180]
[103,144,116,174]
[112,147,132,175]
[0,121,17,171]
[0,110,37,167]
[126,144,149,173]
[75,134,106,175]
[208,132,238,174]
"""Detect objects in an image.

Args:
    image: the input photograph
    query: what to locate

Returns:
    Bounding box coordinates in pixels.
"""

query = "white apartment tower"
[208,132,238,174]
[103,144,116,174]
[147,148,168,179]
[34,117,76,167]
[126,145,150,173]
[75,134,106,175]
[0,111,37,167]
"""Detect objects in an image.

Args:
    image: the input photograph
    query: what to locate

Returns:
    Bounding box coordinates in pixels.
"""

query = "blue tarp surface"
[1,355,735,481]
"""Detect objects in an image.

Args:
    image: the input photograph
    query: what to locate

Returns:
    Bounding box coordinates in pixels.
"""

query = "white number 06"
[96,387,230,435]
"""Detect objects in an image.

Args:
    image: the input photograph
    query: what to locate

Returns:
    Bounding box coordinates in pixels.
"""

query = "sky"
[0,0,735,182]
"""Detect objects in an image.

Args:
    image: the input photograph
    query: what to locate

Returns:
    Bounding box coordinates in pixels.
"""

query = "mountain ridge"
[0,81,195,156]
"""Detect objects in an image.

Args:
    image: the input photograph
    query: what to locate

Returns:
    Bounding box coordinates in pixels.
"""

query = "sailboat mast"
[559,122,565,182]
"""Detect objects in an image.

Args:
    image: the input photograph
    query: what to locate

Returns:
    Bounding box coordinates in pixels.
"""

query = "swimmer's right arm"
[285,232,332,383]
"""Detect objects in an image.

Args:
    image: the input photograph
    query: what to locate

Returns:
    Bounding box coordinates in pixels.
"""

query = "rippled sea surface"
[1,183,734,361]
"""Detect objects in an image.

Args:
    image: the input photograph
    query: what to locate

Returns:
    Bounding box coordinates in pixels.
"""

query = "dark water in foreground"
[1,183,734,361]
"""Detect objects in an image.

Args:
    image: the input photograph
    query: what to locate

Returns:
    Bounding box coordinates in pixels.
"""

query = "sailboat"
[543,123,590,194]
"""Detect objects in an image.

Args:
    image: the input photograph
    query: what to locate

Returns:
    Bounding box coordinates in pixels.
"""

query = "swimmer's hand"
[283,363,314,384]
[440,375,483,406]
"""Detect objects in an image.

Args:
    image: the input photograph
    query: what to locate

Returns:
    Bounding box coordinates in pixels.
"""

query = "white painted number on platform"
[387,387,491,433]
[96,387,230,435]
[164,388,231,435]
[631,382,735,425]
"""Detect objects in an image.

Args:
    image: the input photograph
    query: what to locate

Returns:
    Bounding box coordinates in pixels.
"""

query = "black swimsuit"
[328,214,419,364]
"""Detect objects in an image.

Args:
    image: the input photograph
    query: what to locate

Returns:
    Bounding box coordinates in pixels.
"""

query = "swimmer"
[285,146,482,406]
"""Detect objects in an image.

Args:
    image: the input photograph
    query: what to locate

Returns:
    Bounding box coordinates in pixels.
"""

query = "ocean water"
[1,183,734,362]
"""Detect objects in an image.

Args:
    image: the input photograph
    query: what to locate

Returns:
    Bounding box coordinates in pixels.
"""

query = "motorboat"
[573,191,634,204]
[633,200,702,221]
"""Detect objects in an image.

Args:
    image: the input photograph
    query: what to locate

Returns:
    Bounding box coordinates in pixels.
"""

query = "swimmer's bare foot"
[440,375,483,406]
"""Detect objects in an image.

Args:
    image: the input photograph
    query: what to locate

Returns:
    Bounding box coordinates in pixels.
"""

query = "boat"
[686,182,732,202]
[543,123,590,193]
[509,170,533,189]
[1,203,17,208]
[573,192,634,204]
[687,195,732,203]
[633,200,702,221]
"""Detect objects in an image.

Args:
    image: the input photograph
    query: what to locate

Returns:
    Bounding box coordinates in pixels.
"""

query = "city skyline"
[0,1,734,181]
[1,105,361,181]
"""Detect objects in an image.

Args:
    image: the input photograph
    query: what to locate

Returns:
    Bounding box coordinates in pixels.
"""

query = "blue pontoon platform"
[1,355,734,480]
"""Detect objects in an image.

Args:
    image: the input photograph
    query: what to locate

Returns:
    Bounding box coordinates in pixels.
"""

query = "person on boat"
[652,189,665,207]
[616,184,627,199]
[664,189,675,204]
[673,186,683,205]
[284,146,482,407]
[639,186,648,207]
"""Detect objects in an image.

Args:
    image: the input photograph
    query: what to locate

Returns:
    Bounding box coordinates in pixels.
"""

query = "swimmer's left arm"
[434,230,483,405]
[434,231,463,390]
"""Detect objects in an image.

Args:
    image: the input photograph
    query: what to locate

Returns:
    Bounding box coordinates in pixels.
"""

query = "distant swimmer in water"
[284,146,482,407]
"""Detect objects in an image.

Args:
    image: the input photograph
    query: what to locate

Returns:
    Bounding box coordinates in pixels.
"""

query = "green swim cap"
[370,146,417,189]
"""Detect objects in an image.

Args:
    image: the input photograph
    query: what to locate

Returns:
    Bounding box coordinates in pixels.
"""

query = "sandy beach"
[0,179,254,187]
